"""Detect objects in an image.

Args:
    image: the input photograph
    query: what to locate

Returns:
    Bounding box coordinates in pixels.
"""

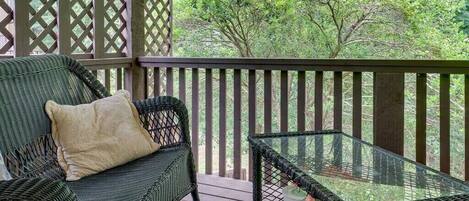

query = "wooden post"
[58,0,71,55]
[125,0,146,100]
[13,0,29,57]
[373,73,405,155]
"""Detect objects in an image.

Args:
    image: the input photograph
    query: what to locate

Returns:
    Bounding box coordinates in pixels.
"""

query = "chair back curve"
[0,55,110,154]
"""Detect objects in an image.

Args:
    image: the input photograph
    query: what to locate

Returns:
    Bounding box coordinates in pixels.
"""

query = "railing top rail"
[138,56,469,74]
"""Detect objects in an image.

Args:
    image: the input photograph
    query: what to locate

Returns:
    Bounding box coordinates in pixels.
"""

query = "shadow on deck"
[183,174,253,201]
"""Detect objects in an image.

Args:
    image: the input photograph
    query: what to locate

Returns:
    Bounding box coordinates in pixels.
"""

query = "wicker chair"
[0,55,199,201]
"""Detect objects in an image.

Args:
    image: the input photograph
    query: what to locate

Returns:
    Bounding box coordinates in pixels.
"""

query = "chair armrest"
[0,178,77,201]
[134,96,191,148]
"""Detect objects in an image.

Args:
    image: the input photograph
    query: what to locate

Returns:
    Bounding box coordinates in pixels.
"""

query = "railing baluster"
[117,68,123,90]
[280,70,288,185]
[465,74,469,181]
[353,72,362,177]
[280,70,288,147]
[416,73,427,164]
[233,69,242,179]
[298,71,306,166]
[179,68,185,103]
[264,70,272,133]
[315,71,324,171]
[191,69,199,171]
[334,72,342,131]
[333,71,343,166]
[248,70,256,181]
[219,69,226,177]
[105,69,111,92]
[166,67,173,96]
[298,71,306,131]
[315,71,323,130]
[205,68,212,175]
[264,70,272,184]
[154,68,160,97]
[353,72,362,139]
[440,74,450,174]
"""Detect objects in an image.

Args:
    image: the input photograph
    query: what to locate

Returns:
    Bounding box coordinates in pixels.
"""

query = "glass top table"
[248,131,469,201]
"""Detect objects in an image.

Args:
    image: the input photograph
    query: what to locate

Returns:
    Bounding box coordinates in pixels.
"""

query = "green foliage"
[456,0,469,35]
[172,0,469,179]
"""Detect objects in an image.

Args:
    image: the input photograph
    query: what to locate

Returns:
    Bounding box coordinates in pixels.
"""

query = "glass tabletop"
[254,132,469,201]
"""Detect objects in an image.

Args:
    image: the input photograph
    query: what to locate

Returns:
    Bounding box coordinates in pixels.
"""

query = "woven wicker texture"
[0,55,108,154]
[67,146,193,201]
[0,55,198,201]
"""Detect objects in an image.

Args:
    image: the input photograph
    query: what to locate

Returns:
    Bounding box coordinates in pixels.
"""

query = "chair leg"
[191,188,200,201]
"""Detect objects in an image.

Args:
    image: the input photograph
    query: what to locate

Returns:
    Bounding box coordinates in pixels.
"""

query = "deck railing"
[137,56,469,181]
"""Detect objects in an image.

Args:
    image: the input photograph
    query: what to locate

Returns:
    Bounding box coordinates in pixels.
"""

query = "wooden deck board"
[183,174,253,201]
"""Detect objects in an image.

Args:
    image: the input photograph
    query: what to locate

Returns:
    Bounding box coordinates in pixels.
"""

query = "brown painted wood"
[166,67,173,96]
[298,71,306,131]
[183,174,253,201]
[264,70,272,133]
[192,69,199,171]
[280,71,288,133]
[373,73,405,155]
[104,69,111,91]
[280,70,289,185]
[205,68,213,175]
[139,57,469,74]
[334,72,343,131]
[78,57,133,66]
[315,71,323,130]
[297,71,306,166]
[154,68,160,97]
[440,74,450,174]
[233,69,242,179]
[179,68,186,103]
[13,0,29,57]
[117,68,123,90]
[126,0,146,100]
[353,72,362,139]
[333,72,343,166]
[248,70,256,181]
[93,0,104,58]
[280,71,288,132]
[416,73,427,164]
[219,69,227,177]
[58,0,71,55]
[466,75,469,181]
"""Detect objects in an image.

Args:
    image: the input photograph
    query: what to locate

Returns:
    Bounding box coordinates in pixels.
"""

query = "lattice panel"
[30,0,58,54]
[144,0,171,56]
[0,0,13,54]
[71,0,93,53]
[104,0,127,54]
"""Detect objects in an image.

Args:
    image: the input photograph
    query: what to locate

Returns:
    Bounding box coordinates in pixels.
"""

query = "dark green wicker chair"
[0,55,199,201]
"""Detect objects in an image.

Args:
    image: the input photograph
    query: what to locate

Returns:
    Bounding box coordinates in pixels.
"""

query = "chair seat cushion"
[67,146,193,201]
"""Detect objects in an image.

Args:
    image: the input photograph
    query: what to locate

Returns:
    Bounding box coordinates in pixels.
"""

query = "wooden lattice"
[104,0,127,54]
[30,0,58,54]
[144,0,171,56]
[71,0,93,53]
[0,0,13,54]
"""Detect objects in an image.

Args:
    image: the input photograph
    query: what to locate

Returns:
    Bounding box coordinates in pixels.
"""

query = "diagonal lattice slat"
[104,0,127,54]
[71,0,93,53]
[30,0,58,54]
[0,0,13,54]
[144,0,171,56]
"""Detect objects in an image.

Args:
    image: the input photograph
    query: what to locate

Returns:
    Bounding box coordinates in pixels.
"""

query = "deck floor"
[183,174,253,201]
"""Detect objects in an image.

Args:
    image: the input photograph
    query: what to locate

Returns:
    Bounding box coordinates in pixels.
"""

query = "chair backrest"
[0,55,110,154]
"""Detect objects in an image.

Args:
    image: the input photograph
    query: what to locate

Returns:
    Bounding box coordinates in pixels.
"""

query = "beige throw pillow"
[45,90,160,181]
